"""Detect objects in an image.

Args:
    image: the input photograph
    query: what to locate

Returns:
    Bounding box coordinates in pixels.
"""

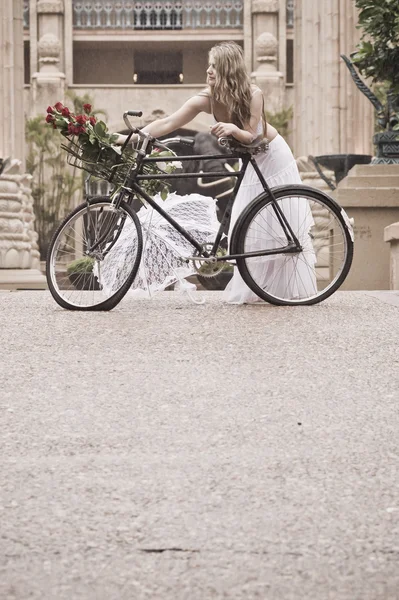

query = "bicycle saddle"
[218,136,270,155]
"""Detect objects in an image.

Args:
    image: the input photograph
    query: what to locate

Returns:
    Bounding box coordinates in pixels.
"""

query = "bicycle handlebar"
[179,136,195,146]
[160,136,195,148]
[123,111,143,133]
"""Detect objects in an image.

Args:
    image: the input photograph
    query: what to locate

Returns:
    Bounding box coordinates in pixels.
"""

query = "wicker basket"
[61,136,136,185]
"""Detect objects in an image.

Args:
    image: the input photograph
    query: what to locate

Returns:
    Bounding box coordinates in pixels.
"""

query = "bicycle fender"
[269,183,344,211]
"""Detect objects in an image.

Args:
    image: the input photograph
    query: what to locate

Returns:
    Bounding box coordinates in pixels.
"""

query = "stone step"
[339,175,399,188]
[334,186,399,207]
[348,164,399,177]
[0,269,47,290]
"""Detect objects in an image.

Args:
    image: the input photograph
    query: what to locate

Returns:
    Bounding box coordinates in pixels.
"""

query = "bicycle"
[46,110,354,311]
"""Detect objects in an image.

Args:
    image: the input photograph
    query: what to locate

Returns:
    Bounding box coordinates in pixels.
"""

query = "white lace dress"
[223,133,316,304]
[96,192,220,298]
[96,129,315,304]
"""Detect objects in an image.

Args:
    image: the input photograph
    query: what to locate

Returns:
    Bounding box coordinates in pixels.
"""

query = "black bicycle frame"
[121,149,301,261]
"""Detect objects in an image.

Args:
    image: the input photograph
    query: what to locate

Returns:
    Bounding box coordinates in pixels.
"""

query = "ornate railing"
[286,0,294,28]
[23,0,29,28]
[72,1,243,30]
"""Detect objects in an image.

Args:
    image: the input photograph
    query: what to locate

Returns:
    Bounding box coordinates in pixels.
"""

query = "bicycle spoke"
[236,190,352,304]
[48,200,142,310]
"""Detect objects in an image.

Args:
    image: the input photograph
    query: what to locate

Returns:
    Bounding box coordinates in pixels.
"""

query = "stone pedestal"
[0,160,45,289]
[334,164,399,290]
[384,223,399,290]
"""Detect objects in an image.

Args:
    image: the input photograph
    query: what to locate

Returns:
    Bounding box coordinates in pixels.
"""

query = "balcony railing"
[287,0,294,28]
[23,0,29,28]
[72,0,243,30]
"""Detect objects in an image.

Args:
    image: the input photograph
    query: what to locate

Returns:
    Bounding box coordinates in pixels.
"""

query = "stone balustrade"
[71,0,243,30]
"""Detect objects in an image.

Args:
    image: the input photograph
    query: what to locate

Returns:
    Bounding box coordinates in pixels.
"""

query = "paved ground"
[0,290,399,600]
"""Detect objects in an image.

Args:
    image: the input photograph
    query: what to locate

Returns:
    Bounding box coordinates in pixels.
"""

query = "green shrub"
[66,257,95,275]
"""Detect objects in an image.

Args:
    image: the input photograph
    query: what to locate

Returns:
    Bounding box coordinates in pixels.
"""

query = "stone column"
[243,0,253,73]
[294,0,374,157]
[63,0,73,85]
[31,0,66,117]
[0,0,46,288]
[251,0,285,113]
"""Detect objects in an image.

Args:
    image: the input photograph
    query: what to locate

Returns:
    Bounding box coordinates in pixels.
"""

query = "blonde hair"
[209,41,265,134]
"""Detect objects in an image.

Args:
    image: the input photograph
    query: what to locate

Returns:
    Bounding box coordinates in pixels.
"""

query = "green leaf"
[94,121,107,137]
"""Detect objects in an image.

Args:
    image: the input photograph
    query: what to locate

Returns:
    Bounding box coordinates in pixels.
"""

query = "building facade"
[0,0,378,288]
[22,0,373,155]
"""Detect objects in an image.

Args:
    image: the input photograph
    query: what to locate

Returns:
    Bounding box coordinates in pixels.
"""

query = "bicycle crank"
[191,243,233,278]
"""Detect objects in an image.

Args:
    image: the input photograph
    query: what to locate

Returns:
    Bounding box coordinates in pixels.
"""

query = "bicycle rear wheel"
[231,186,353,306]
[46,196,143,310]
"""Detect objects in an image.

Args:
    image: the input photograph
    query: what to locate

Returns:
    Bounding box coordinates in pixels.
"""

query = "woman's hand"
[114,134,128,145]
[114,133,139,146]
[210,122,238,138]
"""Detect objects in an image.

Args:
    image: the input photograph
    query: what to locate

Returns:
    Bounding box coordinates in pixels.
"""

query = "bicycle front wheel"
[46,196,143,310]
[231,186,353,306]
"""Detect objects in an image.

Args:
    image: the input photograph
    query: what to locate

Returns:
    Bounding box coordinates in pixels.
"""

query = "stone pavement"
[0,290,398,600]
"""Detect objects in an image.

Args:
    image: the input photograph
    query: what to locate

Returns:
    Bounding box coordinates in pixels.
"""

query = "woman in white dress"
[118,41,309,304]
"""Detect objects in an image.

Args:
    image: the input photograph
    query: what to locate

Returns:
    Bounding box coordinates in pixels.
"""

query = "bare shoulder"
[198,86,211,98]
[194,87,212,113]
[250,85,263,97]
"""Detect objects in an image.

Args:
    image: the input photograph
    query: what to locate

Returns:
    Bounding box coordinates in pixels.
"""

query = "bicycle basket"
[61,135,136,185]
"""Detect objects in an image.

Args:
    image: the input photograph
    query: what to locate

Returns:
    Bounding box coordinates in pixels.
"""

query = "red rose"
[83,103,92,114]
[54,101,64,112]
[68,122,86,135]
[68,123,81,135]
[89,116,97,126]
[46,106,54,114]
[61,107,71,117]
[45,113,55,123]
[75,114,88,125]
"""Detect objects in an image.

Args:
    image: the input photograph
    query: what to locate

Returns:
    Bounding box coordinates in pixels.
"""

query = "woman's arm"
[210,90,264,144]
[115,94,208,144]
[142,94,208,137]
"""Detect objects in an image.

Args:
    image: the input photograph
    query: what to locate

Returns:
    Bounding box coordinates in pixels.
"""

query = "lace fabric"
[95,192,220,298]
[224,135,317,304]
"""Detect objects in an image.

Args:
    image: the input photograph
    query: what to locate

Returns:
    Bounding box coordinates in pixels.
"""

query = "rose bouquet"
[45,102,181,198]
[46,102,118,164]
